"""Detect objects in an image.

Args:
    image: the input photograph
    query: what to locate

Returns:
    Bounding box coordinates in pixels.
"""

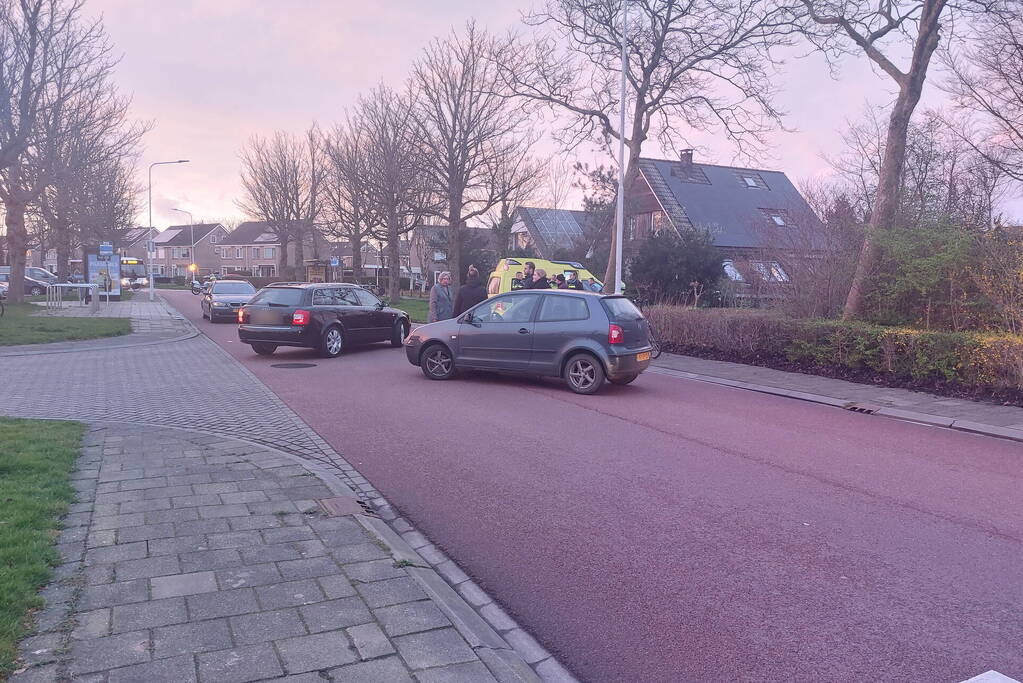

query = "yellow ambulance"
[485,258,603,296]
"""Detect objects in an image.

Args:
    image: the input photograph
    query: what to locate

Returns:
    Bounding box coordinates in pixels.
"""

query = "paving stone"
[117,522,176,543]
[84,541,148,565]
[198,503,251,519]
[85,564,115,587]
[112,598,188,632]
[68,631,150,674]
[480,603,516,632]
[255,578,325,609]
[120,497,171,514]
[227,514,283,531]
[186,588,259,619]
[196,643,283,682]
[219,491,269,505]
[175,518,231,535]
[171,494,222,508]
[153,618,233,659]
[217,563,283,590]
[80,579,150,610]
[373,601,450,637]
[260,526,315,544]
[146,507,200,524]
[356,577,428,609]
[207,530,262,549]
[299,597,373,633]
[392,628,477,670]
[327,656,413,682]
[92,513,145,530]
[329,543,390,564]
[502,628,549,665]
[318,574,359,600]
[71,608,111,640]
[148,534,209,556]
[7,663,61,682]
[343,559,407,583]
[180,548,242,572]
[276,631,358,673]
[114,554,181,581]
[230,608,307,645]
[151,571,218,599]
[435,560,470,586]
[536,657,576,682]
[413,661,498,683]
[346,622,395,659]
[107,654,198,683]
[277,556,340,581]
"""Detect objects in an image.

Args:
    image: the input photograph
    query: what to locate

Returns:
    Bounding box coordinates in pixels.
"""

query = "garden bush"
[645,306,1023,395]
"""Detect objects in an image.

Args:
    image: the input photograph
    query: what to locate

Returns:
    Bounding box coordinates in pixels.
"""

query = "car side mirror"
[462,312,480,327]
[377,298,388,308]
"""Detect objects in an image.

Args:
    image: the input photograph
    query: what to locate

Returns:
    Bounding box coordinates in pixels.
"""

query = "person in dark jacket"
[566,270,585,290]
[520,262,536,289]
[531,268,552,290]
[453,265,487,316]
[555,274,568,289]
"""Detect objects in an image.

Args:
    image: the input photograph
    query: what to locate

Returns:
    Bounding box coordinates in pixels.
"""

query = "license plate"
[636,351,651,362]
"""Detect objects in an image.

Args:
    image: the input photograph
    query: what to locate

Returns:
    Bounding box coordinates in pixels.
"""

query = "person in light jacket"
[428,271,454,322]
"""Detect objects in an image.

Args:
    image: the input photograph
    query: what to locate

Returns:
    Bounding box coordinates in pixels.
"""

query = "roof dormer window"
[735,171,769,189]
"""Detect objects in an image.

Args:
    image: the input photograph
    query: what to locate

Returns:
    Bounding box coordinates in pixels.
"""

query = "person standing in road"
[428,271,455,322]
[520,261,536,289]
[566,270,584,290]
[532,268,552,290]
[555,274,568,289]
[453,265,487,316]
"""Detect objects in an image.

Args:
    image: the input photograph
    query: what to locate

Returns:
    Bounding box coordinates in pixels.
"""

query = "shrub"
[645,306,1023,394]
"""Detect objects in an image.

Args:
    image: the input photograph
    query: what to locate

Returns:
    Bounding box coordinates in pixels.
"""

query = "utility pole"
[614,0,629,296]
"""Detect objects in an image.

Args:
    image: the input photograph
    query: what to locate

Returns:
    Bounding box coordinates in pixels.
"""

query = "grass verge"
[0,418,84,677]
[397,297,429,323]
[0,303,130,346]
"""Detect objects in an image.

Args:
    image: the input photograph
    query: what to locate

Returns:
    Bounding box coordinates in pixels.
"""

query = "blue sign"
[99,242,113,256]
[329,257,339,267]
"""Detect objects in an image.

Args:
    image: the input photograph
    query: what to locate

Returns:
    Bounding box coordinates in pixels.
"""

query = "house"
[148,224,229,279]
[508,207,591,258]
[220,221,331,279]
[408,224,498,284]
[623,152,822,284]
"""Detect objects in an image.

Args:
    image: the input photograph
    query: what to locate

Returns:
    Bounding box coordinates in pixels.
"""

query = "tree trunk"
[447,191,463,284]
[5,200,29,303]
[350,236,363,280]
[841,0,945,319]
[387,216,401,302]
[56,231,71,281]
[292,229,305,279]
[602,153,641,292]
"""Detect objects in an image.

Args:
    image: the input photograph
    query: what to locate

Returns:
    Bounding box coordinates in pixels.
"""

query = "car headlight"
[213,301,228,307]
[120,278,130,285]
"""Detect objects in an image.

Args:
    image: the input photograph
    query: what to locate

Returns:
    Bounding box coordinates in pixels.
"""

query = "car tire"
[420,343,455,380]
[251,343,277,356]
[608,373,639,386]
[29,286,43,296]
[564,353,605,395]
[391,320,409,347]
[319,325,344,358]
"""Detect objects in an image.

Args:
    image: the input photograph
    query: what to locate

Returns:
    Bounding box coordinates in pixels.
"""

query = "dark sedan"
[238,282,411,357]
[405,290,653,394]
[0,272,49,296]
[201,279,257,322]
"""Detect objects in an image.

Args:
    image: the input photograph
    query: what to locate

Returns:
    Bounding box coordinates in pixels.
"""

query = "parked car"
[0,266,57,284]
[0,272,50,296]
[405,290,653,394]
[238,283,411,357]
[201,279,257,322]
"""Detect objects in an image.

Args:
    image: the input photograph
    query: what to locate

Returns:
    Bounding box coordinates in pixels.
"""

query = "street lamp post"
[614,0,629,296]
[147,160,190,301]
[172,208,194,280]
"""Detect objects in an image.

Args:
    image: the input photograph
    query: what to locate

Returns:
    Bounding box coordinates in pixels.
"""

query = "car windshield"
[121,264,146,278]
[248,287,303,306]
[212,282,255,295]
[602,296,644,321]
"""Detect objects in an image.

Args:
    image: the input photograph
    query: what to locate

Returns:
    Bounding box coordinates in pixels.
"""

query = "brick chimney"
[679,149,694,166]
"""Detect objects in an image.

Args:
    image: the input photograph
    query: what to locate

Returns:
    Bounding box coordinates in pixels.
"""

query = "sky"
[89,0,1021,231]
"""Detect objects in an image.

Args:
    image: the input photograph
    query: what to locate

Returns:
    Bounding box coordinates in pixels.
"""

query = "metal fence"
[46,283,102,313]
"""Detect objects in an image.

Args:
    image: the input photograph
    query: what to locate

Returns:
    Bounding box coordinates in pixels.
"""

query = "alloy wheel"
[425,347,452,377]
[568,358,596,390]
[325,328,343,356]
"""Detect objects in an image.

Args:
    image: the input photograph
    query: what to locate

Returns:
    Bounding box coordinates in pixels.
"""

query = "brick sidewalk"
[651,353,1023,440]
[10,424,507,682]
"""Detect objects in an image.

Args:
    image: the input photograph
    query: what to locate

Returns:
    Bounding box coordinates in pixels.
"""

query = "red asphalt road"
[165,290,1023,683]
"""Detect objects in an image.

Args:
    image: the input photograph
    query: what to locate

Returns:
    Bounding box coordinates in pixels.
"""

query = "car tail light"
[292,309,310,326]
[237,308,245,324]
[609,323,624,344]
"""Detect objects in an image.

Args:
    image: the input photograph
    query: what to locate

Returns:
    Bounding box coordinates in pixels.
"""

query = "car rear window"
[212,282,255,295]
[249,287,304,306]
[601,297,644,321]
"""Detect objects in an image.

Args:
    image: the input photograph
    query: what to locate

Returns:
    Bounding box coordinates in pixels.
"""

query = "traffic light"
[188,263,197,273]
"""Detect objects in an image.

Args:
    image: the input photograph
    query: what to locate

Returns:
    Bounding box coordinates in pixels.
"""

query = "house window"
[735,171,769,189]
[752,261,789,283]
[628,212,653,240]
[264,247,274,259]
[760,208,790,227]
[213,247,220,257]
[210,234,217,244]
[253,247,260,259]
[235,248,242,259]
[182,248,190,259]
[723,260,744,282]
[220,266,229,275]
[156,248,165,259]
[651,211,666,235]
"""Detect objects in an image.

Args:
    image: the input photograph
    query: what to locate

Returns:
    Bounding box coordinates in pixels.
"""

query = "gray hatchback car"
[405,289,653,394]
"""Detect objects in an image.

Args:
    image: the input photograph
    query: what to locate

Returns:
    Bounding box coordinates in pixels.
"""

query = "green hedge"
[645,306,1023,393]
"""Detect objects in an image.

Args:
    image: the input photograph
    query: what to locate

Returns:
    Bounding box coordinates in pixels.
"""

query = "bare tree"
[798,0,1000,319]
[498,0,801,290]
[321,121,377,279]
[412,21,536,284]
[544,156,574,209]
[486,143,545,255]
[943,10,1023,181]
[358,85,433,302]
[0,0,115,301]
[237,126,323,279]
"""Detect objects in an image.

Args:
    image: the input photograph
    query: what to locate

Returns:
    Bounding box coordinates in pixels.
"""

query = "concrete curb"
[0,328,198,357]
[647,365,1023,444]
